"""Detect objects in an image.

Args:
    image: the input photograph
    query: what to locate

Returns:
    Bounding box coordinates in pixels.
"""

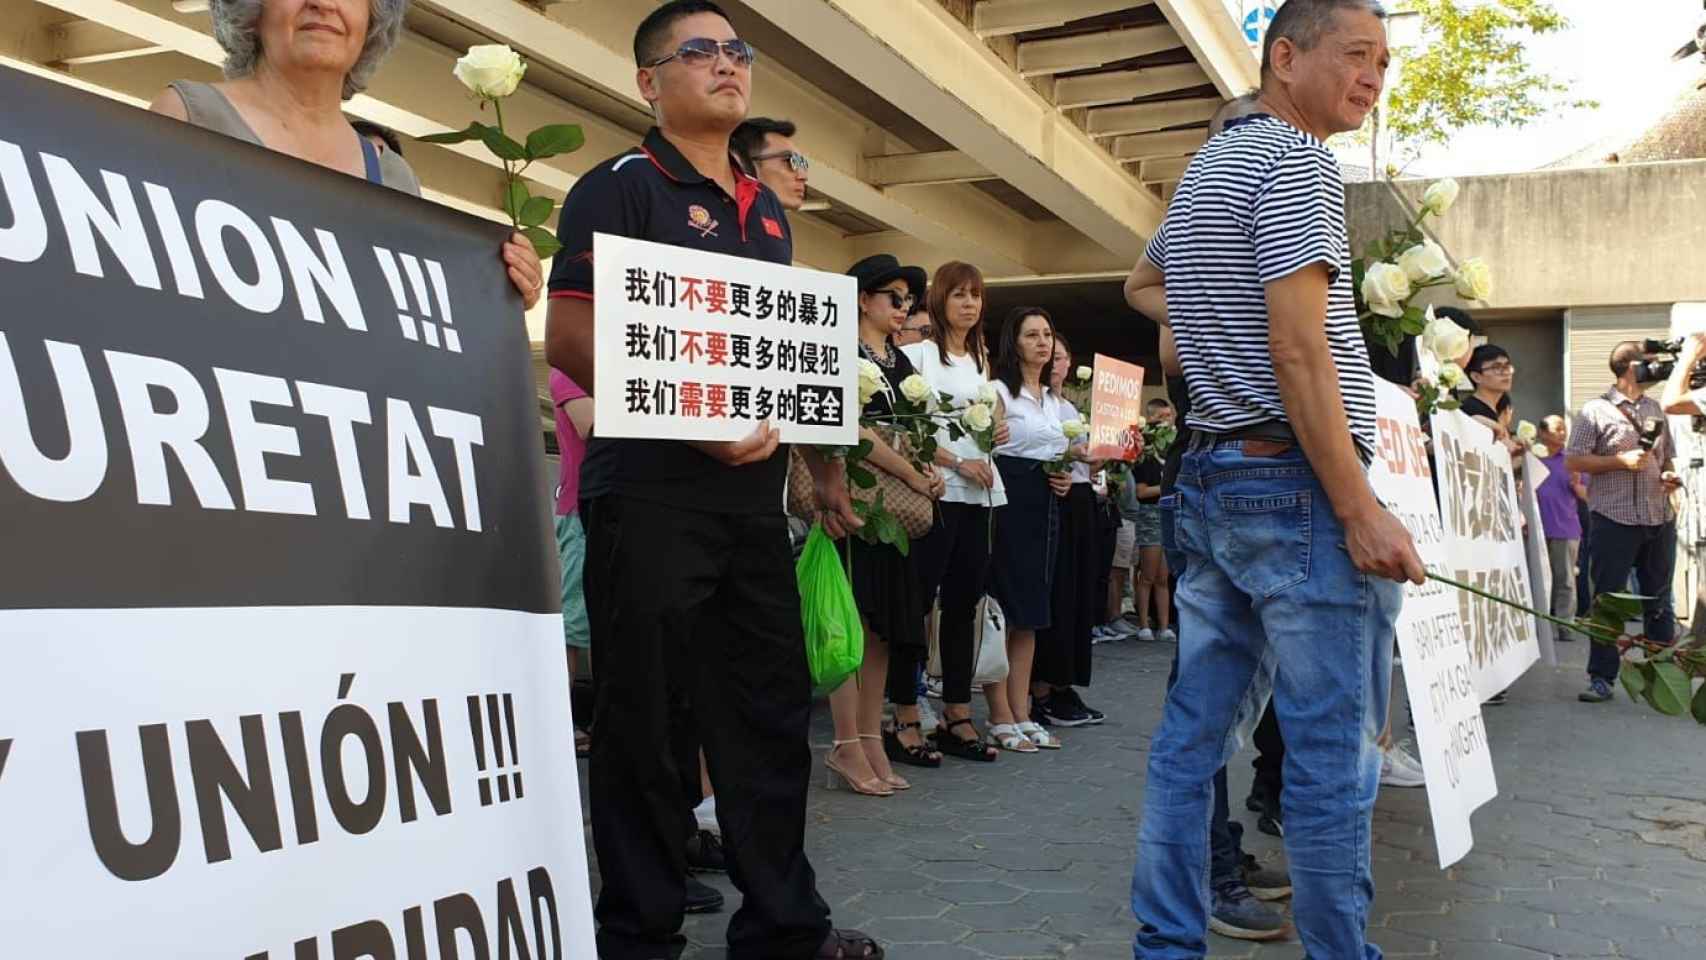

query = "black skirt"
[1036,482,1098,688]
[844,533,925,654]
[989,456,1059,630]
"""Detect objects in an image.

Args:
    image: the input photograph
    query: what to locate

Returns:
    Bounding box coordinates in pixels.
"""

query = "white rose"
[1076,365,1092,382]
[961,402,993,433]
[1133,416,1148,430]
[1396,240,1450,283]
[976,382,997,406]
[1515,420,1537,443]
[898,374,932,405]
[1454,258,1493,301]
[1438,364,1466,390]
[857,359,884,406]
[1420,306,1472,367]
[1360,261,1411,318]
[454,45,527,99]
[1530,443,1550,459]
[1062,420,1087,440]
[1421,178,1460,216]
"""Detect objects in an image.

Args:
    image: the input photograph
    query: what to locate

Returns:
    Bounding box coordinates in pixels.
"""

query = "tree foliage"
[1383,0,1593,147]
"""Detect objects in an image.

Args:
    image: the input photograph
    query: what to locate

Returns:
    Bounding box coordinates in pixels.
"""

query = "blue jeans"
[1131,444,1401,959]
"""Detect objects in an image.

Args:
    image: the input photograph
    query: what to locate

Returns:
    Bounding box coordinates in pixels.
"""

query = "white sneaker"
[1136,627,1156,642]
[1156,627,1178,643]
[1091,626,1114,645]
[1379,744,1426,788]
[1110,619,1141,638]
[1390,740,1426,780]
[694,796,720,835]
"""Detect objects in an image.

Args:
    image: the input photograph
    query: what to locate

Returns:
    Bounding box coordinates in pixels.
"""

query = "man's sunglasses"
[752,150,810,173]
[645,38,757,69]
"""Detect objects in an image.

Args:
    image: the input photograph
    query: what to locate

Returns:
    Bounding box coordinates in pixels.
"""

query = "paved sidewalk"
[591,637,1706,959]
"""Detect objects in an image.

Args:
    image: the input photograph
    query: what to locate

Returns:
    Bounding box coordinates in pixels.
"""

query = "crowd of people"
[165,1,1697,959]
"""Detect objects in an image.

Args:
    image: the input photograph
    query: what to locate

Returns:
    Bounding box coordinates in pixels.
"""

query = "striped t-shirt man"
[1145,114,1377,462]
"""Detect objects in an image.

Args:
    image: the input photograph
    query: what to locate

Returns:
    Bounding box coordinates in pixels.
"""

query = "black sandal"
[934,717,997,762]
[883,720,941,768]
[818,928,884,960]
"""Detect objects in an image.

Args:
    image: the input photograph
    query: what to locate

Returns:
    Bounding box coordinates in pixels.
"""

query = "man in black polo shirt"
[543,4,872,960]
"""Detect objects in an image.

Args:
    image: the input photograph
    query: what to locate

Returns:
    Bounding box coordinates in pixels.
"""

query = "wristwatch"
[950,454,965,472]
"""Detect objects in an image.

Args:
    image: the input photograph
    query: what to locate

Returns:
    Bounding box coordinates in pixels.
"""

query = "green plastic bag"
[797,524,864,695]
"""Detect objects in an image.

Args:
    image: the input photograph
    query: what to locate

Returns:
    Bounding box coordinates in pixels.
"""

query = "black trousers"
[1036,483,1098,688]
[582,495,830,960]
[1585,514,1677,682]
[914,501,993,704]
[1249,701,1285,809]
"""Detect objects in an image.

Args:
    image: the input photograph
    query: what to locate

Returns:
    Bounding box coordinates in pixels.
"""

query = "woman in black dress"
[823,255,945,796]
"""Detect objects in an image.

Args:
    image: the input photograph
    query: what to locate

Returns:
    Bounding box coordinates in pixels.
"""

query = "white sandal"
[988,722,1037,753]
[1018,721,1060,750]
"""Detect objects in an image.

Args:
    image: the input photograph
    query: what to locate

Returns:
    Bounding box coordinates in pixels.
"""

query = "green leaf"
[521,226,562,260]
[1650,662,1692,716]
[417,122,488,146]
[846,463,876,489]
[503,180,528,222]
[524,123,585,160]
[478,125,528,162]
[854,438,874,459]
[1692,683,1706,725]
[1620,662,1647,702]
[519,195,555,228]
[1590,592,1646,632]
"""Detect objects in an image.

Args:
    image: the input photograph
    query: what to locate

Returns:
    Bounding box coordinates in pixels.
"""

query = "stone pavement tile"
[941,903,1049,933]
[891,944,989,960]
[1617,938,1706,960]
[1009,868,1100,893]
[834,868,936,892]
[1368,927,1439,955]
[1060,940,1139,960]
[1498,886,1601,915]
[961,931,1066,958]
[921,861,1008,883]
[983,846,1077,871]
[1397,876,1500,903]
[847,892,952,919]
[1554,909,1670,943]
[870,917,973,944]
[1492,924,1616,955]
[930,880,1029,905]
[1041,909,1134,940]
[1012,891,1128,918]
[1385,900,1552,941]
[1552,876,1660,901]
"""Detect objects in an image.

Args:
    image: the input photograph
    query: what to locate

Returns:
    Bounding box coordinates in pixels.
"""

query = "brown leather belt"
[1185,420,1296,452]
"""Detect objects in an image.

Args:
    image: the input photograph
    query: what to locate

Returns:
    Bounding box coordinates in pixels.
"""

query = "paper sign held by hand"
[1087,354,1146,462]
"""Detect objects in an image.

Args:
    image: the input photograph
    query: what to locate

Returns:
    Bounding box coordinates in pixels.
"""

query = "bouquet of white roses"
[1352,177,1493,357]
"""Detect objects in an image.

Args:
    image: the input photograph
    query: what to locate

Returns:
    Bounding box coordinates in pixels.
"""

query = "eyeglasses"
[644,37,757,69]
[904,322,935,338]
[1479,362,1516,374]
[752,149,810,173]
[872,290,915,311]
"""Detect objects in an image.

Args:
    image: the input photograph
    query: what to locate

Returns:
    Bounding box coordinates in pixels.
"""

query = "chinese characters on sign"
[1368,382,1497,868]
[1432,409,1543,701]
[593,234,859,445]
[1087,354,1146,462]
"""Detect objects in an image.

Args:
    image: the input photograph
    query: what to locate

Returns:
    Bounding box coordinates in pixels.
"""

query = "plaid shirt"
[1565,386,1674,527]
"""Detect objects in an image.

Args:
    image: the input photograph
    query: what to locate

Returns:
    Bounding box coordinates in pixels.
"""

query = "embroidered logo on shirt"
[762,216,784,239]
[687,204,719,239]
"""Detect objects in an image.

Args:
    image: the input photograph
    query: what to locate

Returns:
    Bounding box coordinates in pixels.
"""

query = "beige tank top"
[167,80,422,198]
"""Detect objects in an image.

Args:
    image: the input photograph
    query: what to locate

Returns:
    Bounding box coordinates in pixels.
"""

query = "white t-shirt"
[902,342,1008,507]
[994,380,1067,463]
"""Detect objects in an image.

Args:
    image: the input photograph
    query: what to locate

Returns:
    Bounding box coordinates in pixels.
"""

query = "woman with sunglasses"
[900,262,1006,762]
[823,255,946,796]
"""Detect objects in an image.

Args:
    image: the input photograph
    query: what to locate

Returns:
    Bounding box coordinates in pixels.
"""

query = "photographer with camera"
[1658,333,1706,640]
[1565,341,1681,703]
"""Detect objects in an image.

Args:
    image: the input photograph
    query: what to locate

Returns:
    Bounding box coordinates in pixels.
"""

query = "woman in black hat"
[823,254,946,796]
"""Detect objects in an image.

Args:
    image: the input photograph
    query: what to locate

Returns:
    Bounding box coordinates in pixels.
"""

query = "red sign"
[1088,354,1146,461]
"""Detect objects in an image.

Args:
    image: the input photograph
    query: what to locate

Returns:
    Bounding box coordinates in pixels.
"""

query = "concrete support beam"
[1151,0,1260,98]
[1053,62,1211,108]
[1085,96,1220,137]
[866,151,997,187]
[1139,155,1193,183]
[1016,24,1181,77]
[1112,128,1207,162]
[744,0,1164,262]
[54,20,165,65]
[974,0,1146,38]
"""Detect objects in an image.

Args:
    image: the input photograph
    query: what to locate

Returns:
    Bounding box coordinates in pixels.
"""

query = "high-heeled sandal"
[934,717,997,762]
[824,739,893,797]
[882,721,941,769]
[861,734,912,790]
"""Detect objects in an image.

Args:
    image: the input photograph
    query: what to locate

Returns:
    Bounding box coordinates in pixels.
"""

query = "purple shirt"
[551,370,588,516]
[1535,453,1582,541]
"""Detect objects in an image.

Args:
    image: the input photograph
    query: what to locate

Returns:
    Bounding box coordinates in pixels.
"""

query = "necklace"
[860,338,896,369]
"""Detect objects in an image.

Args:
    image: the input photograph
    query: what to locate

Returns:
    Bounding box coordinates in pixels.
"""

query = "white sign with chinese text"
[592,233,859,445]
[1432,409,1543,701]
[1369,382,1497,868]
[1517,452,1558,665]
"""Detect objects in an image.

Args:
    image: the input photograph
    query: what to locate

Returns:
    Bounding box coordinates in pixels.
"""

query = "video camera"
[1632,337,1706,389]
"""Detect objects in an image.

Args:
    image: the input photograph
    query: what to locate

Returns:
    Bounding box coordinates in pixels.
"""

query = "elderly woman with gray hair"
[149,0,544,308]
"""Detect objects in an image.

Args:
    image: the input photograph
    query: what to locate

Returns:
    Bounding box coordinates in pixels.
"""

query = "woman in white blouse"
[983,307,1070,752]
[901,262,1009,762]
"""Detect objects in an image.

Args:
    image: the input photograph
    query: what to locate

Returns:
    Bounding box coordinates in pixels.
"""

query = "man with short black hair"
[1125,1,1423,955]
[545,4,876,959]
[732,116,809,210]
[1566,341,1680,703]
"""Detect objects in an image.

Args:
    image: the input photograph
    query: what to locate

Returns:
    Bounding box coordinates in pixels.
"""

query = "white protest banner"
[0,66,591,959]
[1517,451,1558,665]
[1433,409,1543,700]
[1369,382,1497,868]
[592,233,859,445]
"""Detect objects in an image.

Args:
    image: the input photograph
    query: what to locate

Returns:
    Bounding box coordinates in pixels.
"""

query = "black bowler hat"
[846,254,926,301]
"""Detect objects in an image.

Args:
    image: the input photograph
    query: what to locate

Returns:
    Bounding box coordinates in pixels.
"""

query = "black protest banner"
[0,66,555,612]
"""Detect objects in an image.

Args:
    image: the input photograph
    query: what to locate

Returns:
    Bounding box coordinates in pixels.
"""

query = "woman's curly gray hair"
[209,0,409,100]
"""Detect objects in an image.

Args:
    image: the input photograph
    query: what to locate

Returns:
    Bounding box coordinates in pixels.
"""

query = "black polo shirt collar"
[637,127,766,242]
